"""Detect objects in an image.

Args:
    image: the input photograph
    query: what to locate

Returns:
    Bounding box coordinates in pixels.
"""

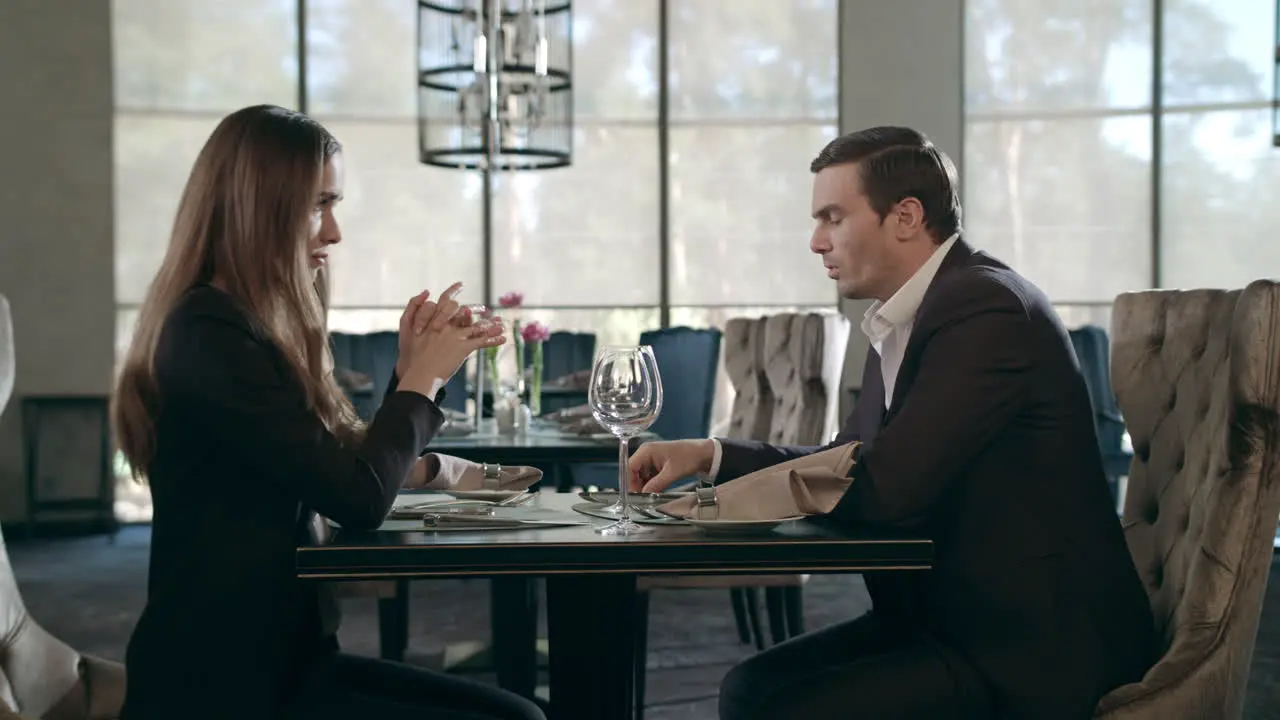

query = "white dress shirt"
[704,233,958,480]
[860,233,957,408]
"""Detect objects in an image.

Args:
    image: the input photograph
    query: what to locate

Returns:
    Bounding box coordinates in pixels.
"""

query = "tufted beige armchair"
[1094,281,1280,719]
[0,294,126,719]
[722,317,772,443]
[762,313,828,446]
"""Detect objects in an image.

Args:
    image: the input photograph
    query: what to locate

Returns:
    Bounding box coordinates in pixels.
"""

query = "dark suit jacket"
[120,286,443,720]
[718,239,1155,717]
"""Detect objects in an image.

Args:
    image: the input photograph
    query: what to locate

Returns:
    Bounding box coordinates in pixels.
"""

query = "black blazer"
[120,286,443,720]
[718,240,1155,718]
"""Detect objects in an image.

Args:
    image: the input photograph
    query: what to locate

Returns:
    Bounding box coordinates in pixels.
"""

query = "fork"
[496,491,535,507]
[632,505,686,523]
[401,491,533,511]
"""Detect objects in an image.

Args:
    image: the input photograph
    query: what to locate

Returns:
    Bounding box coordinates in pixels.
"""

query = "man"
[629,127,1155,719]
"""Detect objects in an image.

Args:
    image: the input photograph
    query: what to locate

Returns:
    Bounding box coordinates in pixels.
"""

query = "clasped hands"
[392,281,506,399]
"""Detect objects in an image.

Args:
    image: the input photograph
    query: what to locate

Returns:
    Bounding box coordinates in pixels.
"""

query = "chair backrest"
[1068,325,1127,460]
[329,331,355,377]
[722,317,772,442]
[527,331,596,381]
[364,332,399,398]
[762,313,827,445]
[639,326,722,441]
[0,526,84,717]
[1096,281,1280,718]
[439,369,468,414]
[0,294,12,418]
[328,331,400,416]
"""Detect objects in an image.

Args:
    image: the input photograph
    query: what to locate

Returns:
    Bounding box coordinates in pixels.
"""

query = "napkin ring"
[695,485,719,520]
[482,463,502,489]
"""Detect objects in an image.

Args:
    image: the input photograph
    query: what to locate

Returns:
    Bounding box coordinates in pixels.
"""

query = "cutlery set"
[390,492,589,531]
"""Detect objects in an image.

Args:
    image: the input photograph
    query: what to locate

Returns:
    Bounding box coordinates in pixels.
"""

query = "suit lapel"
[885,238,978,419]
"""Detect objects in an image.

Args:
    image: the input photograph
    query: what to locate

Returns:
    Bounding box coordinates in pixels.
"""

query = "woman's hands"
[395,289,433,381]
[395,282,505,398]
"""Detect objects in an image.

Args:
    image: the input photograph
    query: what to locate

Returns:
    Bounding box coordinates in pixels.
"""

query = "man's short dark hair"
[810,126,962,242]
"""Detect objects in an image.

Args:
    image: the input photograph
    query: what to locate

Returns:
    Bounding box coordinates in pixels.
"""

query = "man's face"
[809,162,899,301]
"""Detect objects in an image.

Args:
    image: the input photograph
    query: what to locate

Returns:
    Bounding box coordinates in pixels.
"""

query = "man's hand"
[628,439,716,493]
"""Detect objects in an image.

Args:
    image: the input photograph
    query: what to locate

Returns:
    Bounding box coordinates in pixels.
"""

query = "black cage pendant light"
[417,0,573,170]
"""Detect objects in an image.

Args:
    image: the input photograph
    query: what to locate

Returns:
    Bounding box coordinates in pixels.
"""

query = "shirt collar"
[860,233,959,343]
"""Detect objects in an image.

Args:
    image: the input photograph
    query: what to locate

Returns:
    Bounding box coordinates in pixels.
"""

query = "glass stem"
[618,434,631,522]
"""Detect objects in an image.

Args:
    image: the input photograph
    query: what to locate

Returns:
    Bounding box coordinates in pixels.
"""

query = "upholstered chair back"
[763,313,826,445]
[723,317,772,442]
[1095,281,1280,719]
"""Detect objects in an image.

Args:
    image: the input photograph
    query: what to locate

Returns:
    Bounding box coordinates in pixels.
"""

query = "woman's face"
[307,153,345,275]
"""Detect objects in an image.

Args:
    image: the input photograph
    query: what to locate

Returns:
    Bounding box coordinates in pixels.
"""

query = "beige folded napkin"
[659,442,859,521]
[421,453,543,491]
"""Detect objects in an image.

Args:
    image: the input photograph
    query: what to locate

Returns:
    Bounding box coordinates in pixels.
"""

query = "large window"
[1160,0,1280,288]
[113,1,841,432]
[965,0,1279,329]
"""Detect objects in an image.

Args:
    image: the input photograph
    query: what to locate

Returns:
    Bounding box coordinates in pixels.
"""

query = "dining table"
[367,419,650,671]
[298,491,933,720]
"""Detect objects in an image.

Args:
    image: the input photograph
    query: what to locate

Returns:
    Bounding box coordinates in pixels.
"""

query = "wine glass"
[589,345,663,536]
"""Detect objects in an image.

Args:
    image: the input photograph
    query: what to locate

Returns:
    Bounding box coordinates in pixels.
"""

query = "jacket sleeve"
[832,272,1033,528]
[385,368,448,407]
[712,352,870,482]
[163,315,444,531]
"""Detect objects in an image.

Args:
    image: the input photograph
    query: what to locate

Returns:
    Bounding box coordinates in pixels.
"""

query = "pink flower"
[520,320,551,344]
[498,291,524,308]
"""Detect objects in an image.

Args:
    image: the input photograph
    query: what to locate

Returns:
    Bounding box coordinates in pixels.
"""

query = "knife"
[422,515,588,530]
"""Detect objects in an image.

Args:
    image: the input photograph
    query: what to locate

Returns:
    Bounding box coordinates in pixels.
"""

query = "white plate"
[442,489,526,501]
[685,516,805,534]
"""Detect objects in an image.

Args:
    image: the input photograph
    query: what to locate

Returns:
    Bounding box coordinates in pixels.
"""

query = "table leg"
[491,577,538,700]
[546,573,638,720]
[377,580,409,662]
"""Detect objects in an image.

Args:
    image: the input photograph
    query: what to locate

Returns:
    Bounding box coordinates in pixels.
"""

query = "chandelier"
[417,0,573,170]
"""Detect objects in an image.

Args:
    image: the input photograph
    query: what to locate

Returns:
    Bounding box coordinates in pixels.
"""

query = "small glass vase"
[529,342,543,416]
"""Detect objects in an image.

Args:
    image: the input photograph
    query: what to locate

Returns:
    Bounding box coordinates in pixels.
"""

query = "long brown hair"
[113,105,361,477]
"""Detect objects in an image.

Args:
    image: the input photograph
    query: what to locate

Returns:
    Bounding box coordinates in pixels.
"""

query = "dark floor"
[9,526,1280,719]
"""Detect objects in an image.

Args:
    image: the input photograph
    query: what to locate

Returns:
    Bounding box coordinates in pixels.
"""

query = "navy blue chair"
[330,332,376,420]
[365,331,399,398]
[330,331,355,374]
[439,369,468,414]
[525,331,596,415]
[332,330,471,416]
[525,331,597,381]
[639,327,722,443]
[571,327,722,491]
[1069,325,1131,503]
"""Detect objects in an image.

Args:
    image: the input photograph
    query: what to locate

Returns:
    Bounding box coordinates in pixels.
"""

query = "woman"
[112,105,544,720]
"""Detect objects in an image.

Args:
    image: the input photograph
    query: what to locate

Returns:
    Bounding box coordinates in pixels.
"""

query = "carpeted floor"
[9,526,1280,718]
